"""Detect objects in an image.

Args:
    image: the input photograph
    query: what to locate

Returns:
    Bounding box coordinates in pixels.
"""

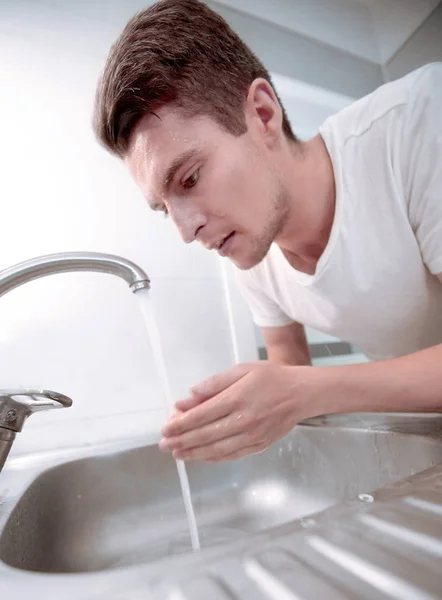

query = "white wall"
[208,1,384,99]
[384,3,442,81]
[368,0,441,65]
[214,0,440,66]
[0,0,258,454]
[216,0,379,62]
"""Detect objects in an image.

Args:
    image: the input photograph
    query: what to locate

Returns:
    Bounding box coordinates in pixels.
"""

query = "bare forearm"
[268,342,311,366]
[263,323,312,366]
[162,346,442,463]
[308,343,442,416]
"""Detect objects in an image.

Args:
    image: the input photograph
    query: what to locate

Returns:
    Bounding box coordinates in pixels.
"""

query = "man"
[94,0,442,462]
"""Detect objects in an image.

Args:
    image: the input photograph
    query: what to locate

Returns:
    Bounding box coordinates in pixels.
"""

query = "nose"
[169,202,207,244]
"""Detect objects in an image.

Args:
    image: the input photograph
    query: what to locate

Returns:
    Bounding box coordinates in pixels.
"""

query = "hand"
[159,361,313,462]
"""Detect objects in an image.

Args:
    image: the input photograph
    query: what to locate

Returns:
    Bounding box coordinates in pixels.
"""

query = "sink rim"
[1,412,442,598]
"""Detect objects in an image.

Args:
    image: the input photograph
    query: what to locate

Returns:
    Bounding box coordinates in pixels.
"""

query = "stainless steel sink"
[2,414,442,578]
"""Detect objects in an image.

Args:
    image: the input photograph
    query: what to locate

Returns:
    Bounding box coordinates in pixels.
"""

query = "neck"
[276,134,336,274]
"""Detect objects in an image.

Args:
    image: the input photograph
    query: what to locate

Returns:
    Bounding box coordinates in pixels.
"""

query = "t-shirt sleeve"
[405,63,442,275]
[235,268,295,328]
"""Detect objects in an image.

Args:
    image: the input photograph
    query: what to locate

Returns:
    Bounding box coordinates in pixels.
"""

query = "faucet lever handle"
[6,389,73,410]
[0,389,73,432]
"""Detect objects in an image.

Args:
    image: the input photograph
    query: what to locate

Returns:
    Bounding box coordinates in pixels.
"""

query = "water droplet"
[358,493,374,503]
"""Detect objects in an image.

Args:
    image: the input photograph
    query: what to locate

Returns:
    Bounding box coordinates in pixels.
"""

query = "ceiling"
[214,0,441,64]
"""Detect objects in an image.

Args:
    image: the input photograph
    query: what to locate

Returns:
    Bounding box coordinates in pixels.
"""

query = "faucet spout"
[0,251,150,473]
[0,252,150,297]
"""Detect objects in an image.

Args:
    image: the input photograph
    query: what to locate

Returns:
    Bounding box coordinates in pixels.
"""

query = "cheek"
[195,165,240,219]
[202,143,270,223]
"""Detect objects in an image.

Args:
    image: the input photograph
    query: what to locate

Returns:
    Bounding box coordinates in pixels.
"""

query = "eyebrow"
[149,147,203,212]
[163,147,202,190]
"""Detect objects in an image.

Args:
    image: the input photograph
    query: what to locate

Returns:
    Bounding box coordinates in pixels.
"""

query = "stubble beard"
[237,181,290,270]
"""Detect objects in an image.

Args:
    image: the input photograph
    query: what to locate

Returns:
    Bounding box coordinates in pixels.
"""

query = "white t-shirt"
[237,63,442,361]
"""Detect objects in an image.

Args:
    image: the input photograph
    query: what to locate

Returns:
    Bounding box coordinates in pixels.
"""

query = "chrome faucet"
[0,252,151,472]
[0,251,150,297]
[0,389,73,471]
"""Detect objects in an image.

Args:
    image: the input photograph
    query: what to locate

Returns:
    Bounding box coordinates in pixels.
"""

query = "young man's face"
[125,105,289,270]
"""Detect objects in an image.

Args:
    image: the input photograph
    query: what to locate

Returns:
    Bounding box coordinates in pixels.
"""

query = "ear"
[245,78,283,147]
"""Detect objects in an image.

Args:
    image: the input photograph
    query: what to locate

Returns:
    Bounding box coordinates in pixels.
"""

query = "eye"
[182,169,200,190]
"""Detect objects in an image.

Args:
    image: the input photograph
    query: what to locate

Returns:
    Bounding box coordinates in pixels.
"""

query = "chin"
[230,248,268,271]
[227,232,274,270]
[230,258,254,270]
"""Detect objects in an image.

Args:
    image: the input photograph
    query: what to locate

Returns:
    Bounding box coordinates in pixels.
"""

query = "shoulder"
[408,62,442,95]
[402,62,442,124]
[320,63,441,146]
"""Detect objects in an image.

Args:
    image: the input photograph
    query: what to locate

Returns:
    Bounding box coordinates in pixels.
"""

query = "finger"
[173,433,257,462]
[167,408,183,421]
[174,366,249,412]
[161,391,236,437]
[159,412,248,453]
[175,393,204,412]
[205,444,266,463]
[189,364,250,401]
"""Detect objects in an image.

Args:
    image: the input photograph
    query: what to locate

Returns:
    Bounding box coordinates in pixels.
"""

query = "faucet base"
[0,428,15,473]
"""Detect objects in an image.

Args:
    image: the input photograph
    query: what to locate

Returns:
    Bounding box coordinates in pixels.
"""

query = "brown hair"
[93,0,296,157]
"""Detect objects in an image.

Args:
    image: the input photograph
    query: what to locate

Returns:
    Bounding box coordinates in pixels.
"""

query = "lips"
[216,233,228,249]
[217,232,235,256]
[202,231,236,255]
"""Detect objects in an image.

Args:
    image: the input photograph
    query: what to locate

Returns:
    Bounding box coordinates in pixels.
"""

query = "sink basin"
[1,416,442,575]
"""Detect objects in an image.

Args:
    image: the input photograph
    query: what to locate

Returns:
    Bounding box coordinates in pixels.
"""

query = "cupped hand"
[159,361,314,462]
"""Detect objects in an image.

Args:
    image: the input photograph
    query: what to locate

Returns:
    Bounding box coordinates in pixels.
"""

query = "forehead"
[124,108,218,192]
